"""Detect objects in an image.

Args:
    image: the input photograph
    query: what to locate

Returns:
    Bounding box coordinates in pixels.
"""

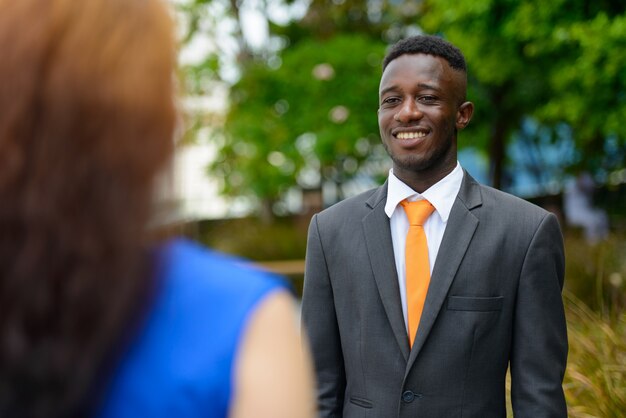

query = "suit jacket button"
[402,390,415,403]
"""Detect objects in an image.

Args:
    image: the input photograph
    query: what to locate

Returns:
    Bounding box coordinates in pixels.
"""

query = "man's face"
[378,53,472,181]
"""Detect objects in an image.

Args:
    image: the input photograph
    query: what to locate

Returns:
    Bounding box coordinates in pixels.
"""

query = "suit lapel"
[406,171,483,372]
[362,182,411,361]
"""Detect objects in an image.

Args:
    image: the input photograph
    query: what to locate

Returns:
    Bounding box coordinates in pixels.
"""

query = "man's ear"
[456,101,474,130]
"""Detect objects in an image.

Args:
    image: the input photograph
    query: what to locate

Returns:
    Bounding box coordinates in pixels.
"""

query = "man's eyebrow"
[379,85,399,98]
[416,82,441,92]
[379,82,442,97]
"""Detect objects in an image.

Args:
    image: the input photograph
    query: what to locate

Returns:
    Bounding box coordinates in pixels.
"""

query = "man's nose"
[394,99,423,123]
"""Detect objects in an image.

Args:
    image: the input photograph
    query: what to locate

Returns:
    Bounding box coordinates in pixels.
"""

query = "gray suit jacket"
[301,171,567,418]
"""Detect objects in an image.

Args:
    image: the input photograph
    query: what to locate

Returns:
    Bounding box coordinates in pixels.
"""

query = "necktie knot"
[401,199,434,226]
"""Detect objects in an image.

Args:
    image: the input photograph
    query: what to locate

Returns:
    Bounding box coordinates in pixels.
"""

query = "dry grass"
[563,293,626,417]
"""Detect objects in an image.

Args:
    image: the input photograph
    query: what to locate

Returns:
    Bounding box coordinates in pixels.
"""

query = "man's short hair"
[382,35,467,72]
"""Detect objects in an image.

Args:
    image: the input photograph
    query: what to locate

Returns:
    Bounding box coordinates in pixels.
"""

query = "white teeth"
[397,131,426,140]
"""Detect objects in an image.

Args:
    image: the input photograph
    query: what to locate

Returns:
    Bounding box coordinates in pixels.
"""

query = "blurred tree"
[177,1,458,218]
[532,5,626,177]
[177,0,625,217]
[419,0,626,188]
[211,34,385,219]
[194,0,419,219]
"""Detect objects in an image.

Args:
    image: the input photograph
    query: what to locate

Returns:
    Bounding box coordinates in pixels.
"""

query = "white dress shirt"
[384,162,464,331]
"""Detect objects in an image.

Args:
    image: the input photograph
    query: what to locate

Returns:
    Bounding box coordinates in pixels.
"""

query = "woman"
[0,0,315,417]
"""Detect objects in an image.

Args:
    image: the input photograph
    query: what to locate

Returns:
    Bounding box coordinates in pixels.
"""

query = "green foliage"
[180,0,625,204]
[419,0,626,181]
[211,34,386,204]
[538,12,626,174]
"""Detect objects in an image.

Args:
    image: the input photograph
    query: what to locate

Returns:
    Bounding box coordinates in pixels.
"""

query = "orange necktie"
[401,199,435,347]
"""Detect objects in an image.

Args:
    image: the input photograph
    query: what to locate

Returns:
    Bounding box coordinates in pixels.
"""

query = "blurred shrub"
[564,229,626,316]
[185,216,308,262]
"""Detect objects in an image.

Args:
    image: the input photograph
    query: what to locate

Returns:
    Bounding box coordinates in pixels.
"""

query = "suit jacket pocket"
[447,296,503,311]
[349,396,373,409]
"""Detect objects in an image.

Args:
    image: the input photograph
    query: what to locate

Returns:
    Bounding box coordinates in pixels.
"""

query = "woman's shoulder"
[156,238,287,305]
[97,239,289,418]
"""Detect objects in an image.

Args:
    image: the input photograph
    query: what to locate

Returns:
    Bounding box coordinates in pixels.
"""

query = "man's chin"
[390,154,432,173]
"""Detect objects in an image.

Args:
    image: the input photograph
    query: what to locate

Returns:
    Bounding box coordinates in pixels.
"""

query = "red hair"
[0,0,176,415]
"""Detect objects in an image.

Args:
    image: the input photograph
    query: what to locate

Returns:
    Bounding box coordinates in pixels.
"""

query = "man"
[301,35,568,417]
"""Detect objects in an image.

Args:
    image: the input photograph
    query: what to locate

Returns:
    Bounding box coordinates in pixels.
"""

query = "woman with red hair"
[0,1,314,417]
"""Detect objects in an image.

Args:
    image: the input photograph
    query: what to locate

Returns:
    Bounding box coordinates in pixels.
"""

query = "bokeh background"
[163,1,625,416]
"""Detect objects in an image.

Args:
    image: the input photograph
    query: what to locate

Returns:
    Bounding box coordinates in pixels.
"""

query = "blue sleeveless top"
[97,239,285,418]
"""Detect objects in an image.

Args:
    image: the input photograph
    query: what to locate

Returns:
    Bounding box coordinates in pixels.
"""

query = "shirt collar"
[384,162,464,222]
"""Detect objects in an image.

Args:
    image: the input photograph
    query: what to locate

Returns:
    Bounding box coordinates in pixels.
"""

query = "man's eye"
[382,97,400,105]
[419,95,437,102]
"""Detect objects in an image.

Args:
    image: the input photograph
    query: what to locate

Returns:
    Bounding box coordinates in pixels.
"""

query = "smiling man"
[302,35,568,418]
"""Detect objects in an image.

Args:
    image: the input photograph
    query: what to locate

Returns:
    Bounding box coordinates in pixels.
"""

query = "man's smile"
[392,125,430,138]
[395,131,427,140]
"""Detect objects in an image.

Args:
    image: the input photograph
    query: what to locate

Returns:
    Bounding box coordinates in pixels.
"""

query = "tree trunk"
[488,88,508,190]
[489,117,507,190]
[259,198,275,225]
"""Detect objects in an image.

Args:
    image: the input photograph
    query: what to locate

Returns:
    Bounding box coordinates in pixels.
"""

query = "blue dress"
[97,239,285,418]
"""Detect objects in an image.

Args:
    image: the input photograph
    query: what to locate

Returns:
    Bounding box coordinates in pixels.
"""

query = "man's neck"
[393,162,457,194]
